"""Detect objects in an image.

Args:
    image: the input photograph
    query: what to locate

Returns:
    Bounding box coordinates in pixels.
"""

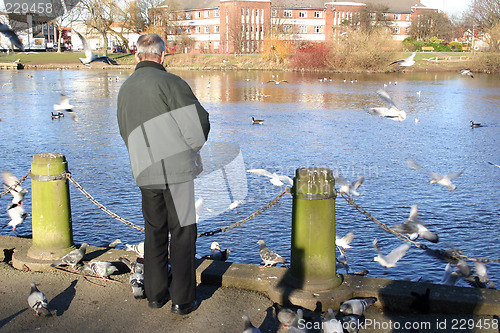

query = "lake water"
[0,68,499,287]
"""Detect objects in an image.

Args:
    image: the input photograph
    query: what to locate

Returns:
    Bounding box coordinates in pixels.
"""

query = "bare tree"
[409,11,454,41]
[465,0,500,29]
[49,0,82,52]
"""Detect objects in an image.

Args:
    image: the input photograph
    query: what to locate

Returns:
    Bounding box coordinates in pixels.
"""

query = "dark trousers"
[140,185,197,305]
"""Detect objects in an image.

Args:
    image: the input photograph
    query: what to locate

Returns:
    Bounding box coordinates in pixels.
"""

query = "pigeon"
[252,117,264,125]
[82,261,118,279]
[388,51,416,67]
[206,241,231,262]
[287,308,308,332]
[257,240,287,267]
[242,314,261,333]
[323,308,343,333]
[335,174,364,196]
[28,282,51,316]
[339,297,377,316]
[391,205,439,243]
[273,303,297,327]
[247,169,293,186]
[119,257,144,274]
[5,204,29,231]
[125,242,144,258]
[373,239,411,268]
[342,314,360,333]
[336,250,350,274]
[459,69,474,78]
[466,262,496,289]
[0,23,24,51]
[266,79,288,84]
[442,260,472,286]
[129,272,146,299]
[53,94,77,121]
[336,231,355,249]
[51,243,88,270]
[2,171,28,205]
[368,90,407,122]
[429,171,463,192]
[75,30,120,66]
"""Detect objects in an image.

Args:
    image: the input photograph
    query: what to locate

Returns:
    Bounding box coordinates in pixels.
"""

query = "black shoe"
[171,299,200,315]
[148,296,169,309]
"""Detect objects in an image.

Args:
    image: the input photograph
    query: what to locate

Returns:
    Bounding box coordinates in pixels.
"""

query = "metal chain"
[0,170,31,198]
[338,192,500,264]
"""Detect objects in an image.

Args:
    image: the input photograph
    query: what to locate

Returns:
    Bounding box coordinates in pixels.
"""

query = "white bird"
[336,231,355,249]
[206,241,231,261]
[82,261,118,279]
[339,297,377,316]
[51,243,88,270]
[242,314,261,333]
[28,282,51,316]
[459,69,474,78]
[129,272,146,299]
[429,171,463,192]
[125,242,144,258]
[266,79,288,85]
[229,199,244,212]
[53,94,77,121]
[323,308,343,333]
[441,262,462,286]
[373,239,411,268]
[75,30,119,66]
[195,197,204,223]
[335,174,364,197]
[258,240,287,267]
[247,169,293,186]
[5,204,29,231]
[388,51,416,67]
[2,171,28,205]
[368,90,407,122]
[0,23,24,51]
[391,205,439,243]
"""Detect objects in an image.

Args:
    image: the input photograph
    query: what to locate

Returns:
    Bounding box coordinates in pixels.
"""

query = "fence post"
[285,167,342,291]
[27,153,74,260]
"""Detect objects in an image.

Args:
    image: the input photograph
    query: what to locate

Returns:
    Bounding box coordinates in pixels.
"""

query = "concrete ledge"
[3,235,500,316]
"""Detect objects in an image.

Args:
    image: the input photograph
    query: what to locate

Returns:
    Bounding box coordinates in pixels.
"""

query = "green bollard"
[27,153,74,260]
[286,167,342,291]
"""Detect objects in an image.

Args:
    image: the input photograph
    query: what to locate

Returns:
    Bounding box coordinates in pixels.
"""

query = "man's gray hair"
[136,33,166,59]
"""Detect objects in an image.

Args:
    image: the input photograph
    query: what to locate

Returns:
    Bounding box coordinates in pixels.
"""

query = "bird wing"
[408,204,419,222]
[351,175,364,190]
[277,175,293,186]
[372,239,382,255]
[74,30,93,60]
[266,80,277,83]
[444,171,463,180]
[407,52,417,61]
[247,169,274,178]
[388,59,403,66]
[406,158,423,171]
[0,23,24,51]
[385,243,411,265]
[376,89,397,109]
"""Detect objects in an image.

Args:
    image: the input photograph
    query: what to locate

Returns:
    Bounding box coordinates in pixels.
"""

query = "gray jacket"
[117,61,210,186]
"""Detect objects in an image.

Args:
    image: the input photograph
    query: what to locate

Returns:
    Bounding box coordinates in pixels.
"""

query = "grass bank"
[0,50,497,73]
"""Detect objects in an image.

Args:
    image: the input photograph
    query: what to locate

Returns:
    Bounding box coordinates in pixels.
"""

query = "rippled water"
[0,69,499,287]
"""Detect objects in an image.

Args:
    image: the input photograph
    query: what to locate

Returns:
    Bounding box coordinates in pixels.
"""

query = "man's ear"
[134,53,141,63]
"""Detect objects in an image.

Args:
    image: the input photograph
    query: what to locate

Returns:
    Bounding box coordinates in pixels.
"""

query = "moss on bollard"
[286,167,342,291]
[27,153,74,260]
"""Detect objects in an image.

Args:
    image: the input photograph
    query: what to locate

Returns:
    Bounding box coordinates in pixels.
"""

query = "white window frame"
[214,10,220,17]
[314,26,322,33]
[204,26,210,33]
[314,11,322,18]
[283,10,292,18]
[283,25,292,33]
[393,13,400,20]
[214,25,220,33]
[204,10,210,18]
[186,12,191,19]
[272,9,277,17]
[299,11,306,18]
[195,11,201,19]
[392,27,400,34]
[299,26,307,33]
[195,26,201,33]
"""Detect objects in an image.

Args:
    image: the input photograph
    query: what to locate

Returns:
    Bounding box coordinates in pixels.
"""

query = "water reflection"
[0,69,499,286]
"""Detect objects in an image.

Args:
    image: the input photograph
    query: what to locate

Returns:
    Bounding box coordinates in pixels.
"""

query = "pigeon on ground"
[336,231,355,249]
[82,261,118,279]
[388,51,416,67]
[247,169,293,186]
[373,239,411,268]
[459,69,474,78]
[205,241,231,262]
[0,23,24,51]
[5,204,29,231]
[119,257,144,274]
[2,171,28,205]
[339,297,377,316]
[125,242,144,258]
[391,205,439,243]
[75,31,120,66]
[287,308,308,332]
[129,272,146,299]
[53,94,77,121]
[51,243,88,270]
[368,90,406,122]
[28,282,51,316]
[258,240,287,268]
[273,303,297,328]
[323,308,343,333]
[335,174,365,196]
[242,314,261,333]
[342,314,361,333]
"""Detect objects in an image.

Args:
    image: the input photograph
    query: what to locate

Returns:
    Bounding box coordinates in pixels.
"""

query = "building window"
[299,26,307,33]
[405,27,410,34]
[186,26,191,33]
[394,13,400,20]
[241,8,244,15]
[299,11,306,18]
[214,25,220,33]
[246,8,250,15]
[204,10,210,18]
[392,27,400,34]
[382,13,388,20]
[283,25,292,33]
[195,11,201,18]
[186,12,191,19]
[204,26,210,33]
[214,10,219,17]
[369,12,376,20]
[314,11,322,18]
[195,26,201,33]
[177,13,183,20]
[284,10,292,17]
[272,9,277,17]
[314,26,322,33]
[177,27,183,34]
[406,14,411,21]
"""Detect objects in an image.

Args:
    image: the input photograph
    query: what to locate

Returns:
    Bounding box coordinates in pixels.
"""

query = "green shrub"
[402,37,423,51]
[448,41,463,52]
[424,42,451,52]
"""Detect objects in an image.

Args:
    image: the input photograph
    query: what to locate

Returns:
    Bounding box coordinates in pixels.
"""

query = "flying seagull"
[125,242,144,258]
[247,169,293,186]
[335,174,365,196]
[388,51,416,67]
[54,94,77,121]
[2,171,28,205]
[336,231,355,250]
[0,23,24,51]
[391,205,439,243]
[373,239,411,268]
[266,79,288,85]
[368,89,407,121]
[459,69,474,78]
[75,30,120,66]
[28,282,51,316]
[5,204,29,231]
[258,240,287,267]
[406,158,463,192]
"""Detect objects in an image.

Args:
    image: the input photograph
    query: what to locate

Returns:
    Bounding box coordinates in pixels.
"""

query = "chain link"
[0,170,31,198]
[338,192,500,264]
